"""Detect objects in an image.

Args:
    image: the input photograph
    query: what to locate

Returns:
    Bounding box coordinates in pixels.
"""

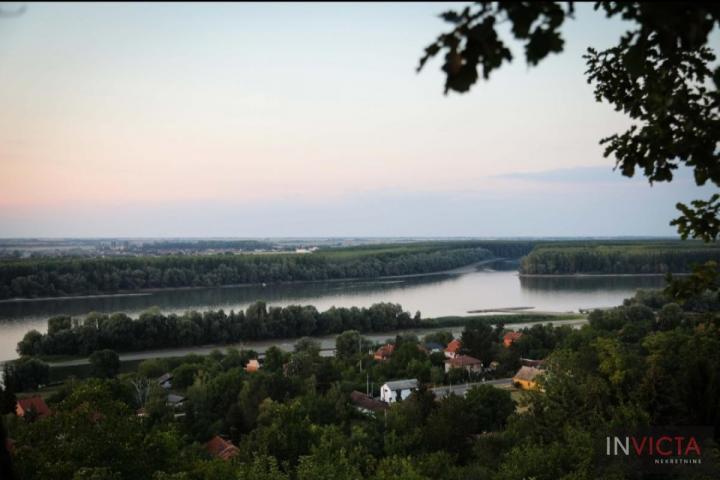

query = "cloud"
[495,165,698,185]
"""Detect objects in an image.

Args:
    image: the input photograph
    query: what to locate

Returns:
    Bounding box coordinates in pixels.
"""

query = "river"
[0,269,666,362]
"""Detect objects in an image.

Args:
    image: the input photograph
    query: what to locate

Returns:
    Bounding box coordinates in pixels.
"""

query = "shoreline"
[26,313,587,368]
[517,272,688,278]
[0,257,506,304]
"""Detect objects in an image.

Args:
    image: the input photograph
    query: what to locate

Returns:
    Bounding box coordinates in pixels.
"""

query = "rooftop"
[350,391,388,412]
[374,344,395,358]
[167,394,186,405]
[383,379,419,391]
[205,435,239,461]
[514,366,543,382]
[446,354,483,367]
[16,396,51,418]
[445,339,461,353]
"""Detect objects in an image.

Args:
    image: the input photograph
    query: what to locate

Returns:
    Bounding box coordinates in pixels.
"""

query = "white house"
[380,379,419,404]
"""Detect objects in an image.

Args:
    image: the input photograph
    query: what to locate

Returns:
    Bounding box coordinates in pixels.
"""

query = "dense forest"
[520,241,720,275]
[0,242,517,300]
[2,288,718,480]
[16,302,424,357]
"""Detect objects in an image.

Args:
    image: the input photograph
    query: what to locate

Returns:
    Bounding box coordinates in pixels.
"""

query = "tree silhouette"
[419,1,720,295]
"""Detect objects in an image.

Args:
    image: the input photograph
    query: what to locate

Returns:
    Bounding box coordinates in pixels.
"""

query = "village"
[7,324,548,462]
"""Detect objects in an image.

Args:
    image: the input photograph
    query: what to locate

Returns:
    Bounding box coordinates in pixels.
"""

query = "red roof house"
[444,354,483,373]
[205,435,239,461]
[373,344,395,361]
[15,396,51,419]
[503,331,523,348]
[444,339,461,358]
[245,359,260,372]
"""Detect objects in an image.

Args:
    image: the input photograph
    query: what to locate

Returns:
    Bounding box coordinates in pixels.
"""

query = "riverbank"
[0,268,654,363]
[0,257,505,304]
[518,272,687,278]
[36,312,585,370]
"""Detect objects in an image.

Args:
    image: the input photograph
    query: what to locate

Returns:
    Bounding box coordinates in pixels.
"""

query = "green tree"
[423,394,477,458]
[335,330,367,361]
[47,315,72,335]
[72,467,122,480]
[373,456,428,480]
[656,302,685,331]
[6,358,50,391]
[294,337,321,356]
[171,363,200,390]
[12,381,189,480]
[89,350,121,378]
[236,456,289,480]
[460,323,495,365]
[16,330,43,356]
[465,384,515,432]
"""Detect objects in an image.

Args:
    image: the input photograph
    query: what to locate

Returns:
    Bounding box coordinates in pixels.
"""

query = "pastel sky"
[0,2,713,237]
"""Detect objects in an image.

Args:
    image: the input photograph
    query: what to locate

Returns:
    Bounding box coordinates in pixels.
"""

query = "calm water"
[0,270,666,361]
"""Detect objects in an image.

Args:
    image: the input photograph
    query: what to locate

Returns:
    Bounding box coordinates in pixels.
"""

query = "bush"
[89,350,120,378]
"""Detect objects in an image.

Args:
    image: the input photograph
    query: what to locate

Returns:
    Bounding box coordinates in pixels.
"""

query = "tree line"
[16,302,423,357]
[0,243,501,299]
[520,241,720,275]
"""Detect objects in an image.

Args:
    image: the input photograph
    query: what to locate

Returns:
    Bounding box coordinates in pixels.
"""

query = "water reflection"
[519,275,666,292]
[0,273,455,321]
[0,270,665,361]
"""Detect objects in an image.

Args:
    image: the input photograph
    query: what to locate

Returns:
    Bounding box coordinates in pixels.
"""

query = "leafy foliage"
[89,349,121,378]
[520,241,720,275]
[17,302,420,357]
[417,2,574,93]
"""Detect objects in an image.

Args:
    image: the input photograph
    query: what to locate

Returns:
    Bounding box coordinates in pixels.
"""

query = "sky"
[0,2,713,237]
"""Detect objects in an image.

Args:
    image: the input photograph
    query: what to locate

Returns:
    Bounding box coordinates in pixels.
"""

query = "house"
[15,396,51,419]
[503,331,523,348]
[167,393,186,408]
[245,359,260,373]
[157,372,173,389]
[444,354,483,374]
[380,379,418,404]
[373,343,395,361]
[513,366,543,390]
[444,339,461,358]
[205,435,239,461]
[350,390,389,414]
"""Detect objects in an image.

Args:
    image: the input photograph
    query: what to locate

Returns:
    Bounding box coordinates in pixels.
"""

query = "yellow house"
[513,366,542,390]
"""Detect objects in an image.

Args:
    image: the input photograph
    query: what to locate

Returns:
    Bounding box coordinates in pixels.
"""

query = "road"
[44,316,586,369]
[430,378,513,398]
[47,341,338,368]
[45,326,463,368]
